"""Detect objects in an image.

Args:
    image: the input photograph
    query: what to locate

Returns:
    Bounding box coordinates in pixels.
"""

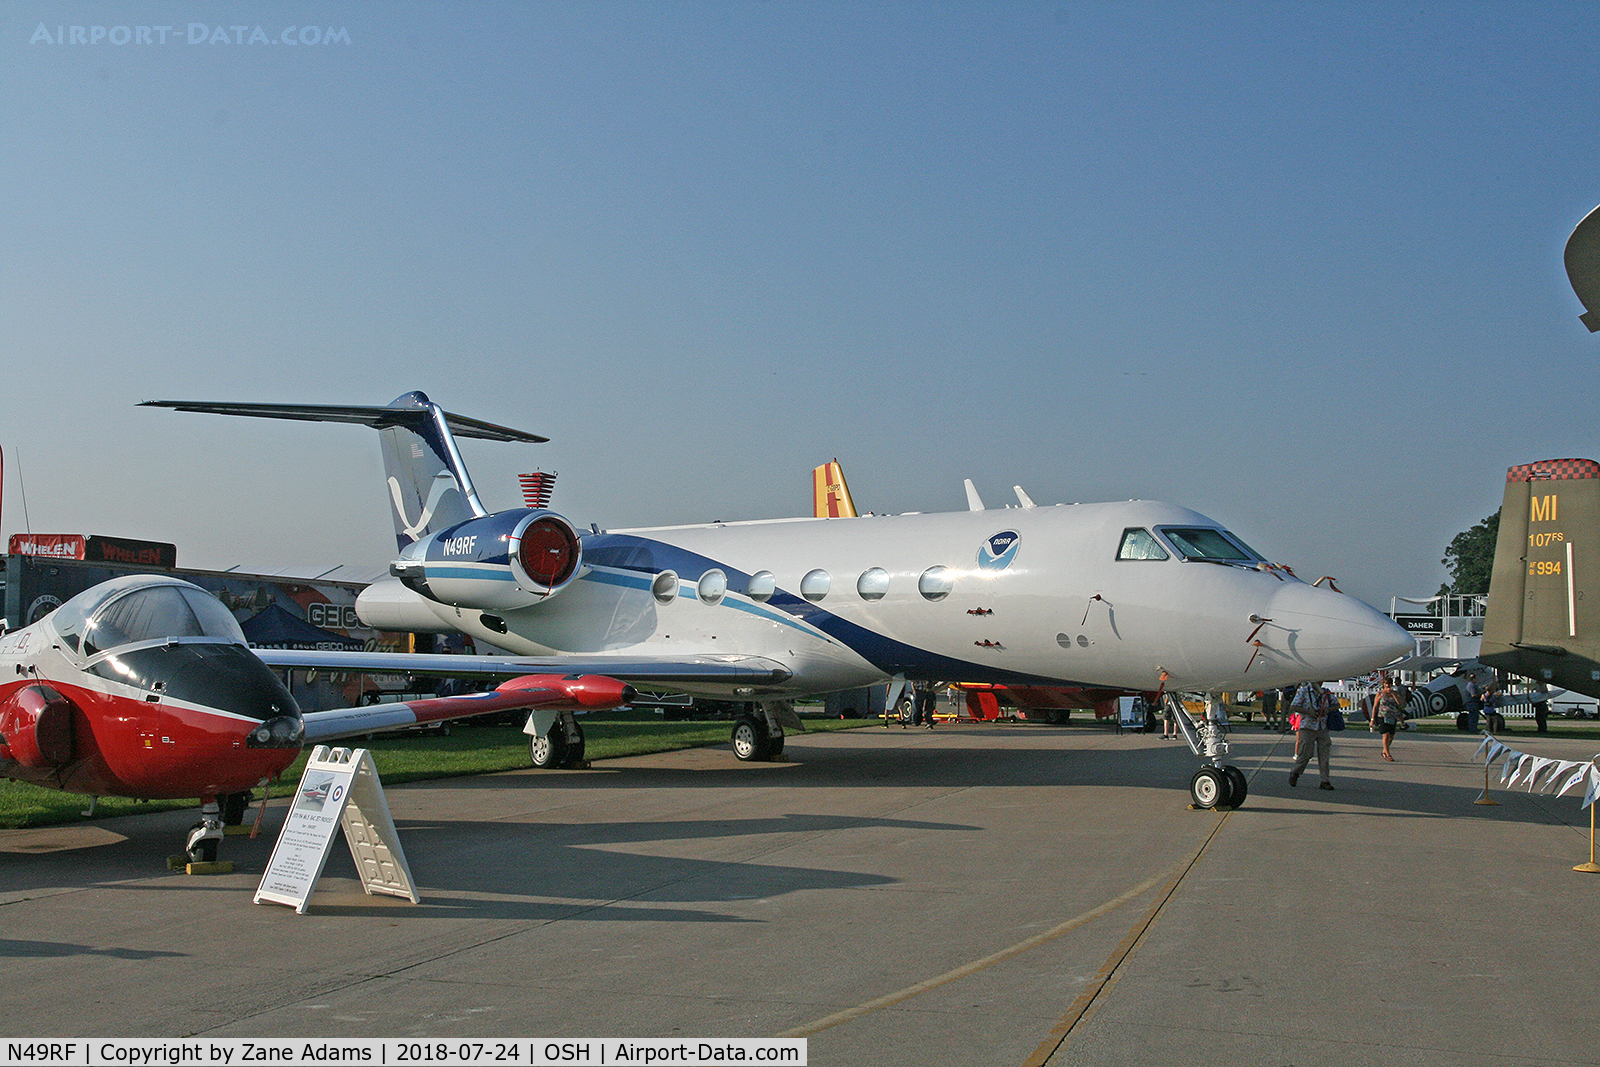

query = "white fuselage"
[360,500,1412,698]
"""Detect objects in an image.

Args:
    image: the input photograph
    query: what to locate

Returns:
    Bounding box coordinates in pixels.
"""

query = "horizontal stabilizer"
[141,398,547,443]
[145,390,546,550]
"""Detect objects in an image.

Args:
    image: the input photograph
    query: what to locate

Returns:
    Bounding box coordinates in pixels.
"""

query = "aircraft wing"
[253,648,793,688]
[299,675,633,742]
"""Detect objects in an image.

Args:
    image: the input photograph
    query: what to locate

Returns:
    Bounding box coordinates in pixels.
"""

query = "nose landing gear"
[1169,693,1248,810]
[167,796,234,874]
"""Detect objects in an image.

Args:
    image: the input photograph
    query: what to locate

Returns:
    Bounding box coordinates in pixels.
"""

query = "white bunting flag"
[1552,762,1590,797]
[1504,753,1529,786]
[1526,757,1557,792]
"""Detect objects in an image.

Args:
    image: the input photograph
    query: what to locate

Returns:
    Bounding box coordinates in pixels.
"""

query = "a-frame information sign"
[254,745,420,914]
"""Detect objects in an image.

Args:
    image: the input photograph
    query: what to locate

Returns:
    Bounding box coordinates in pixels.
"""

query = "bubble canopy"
[48,575,248,657]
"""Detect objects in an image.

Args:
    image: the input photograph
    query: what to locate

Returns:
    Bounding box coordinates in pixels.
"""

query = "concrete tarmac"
[1,721,1597,1066]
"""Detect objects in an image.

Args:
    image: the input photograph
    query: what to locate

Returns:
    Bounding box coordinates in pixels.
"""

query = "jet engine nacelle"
[0,684,77,769]
[390,509,583,611]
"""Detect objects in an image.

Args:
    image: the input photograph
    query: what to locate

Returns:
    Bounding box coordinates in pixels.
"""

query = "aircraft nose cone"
[1266,582,1414,680]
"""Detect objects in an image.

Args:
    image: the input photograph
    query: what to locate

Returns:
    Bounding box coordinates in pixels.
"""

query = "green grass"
[0,713,878,830]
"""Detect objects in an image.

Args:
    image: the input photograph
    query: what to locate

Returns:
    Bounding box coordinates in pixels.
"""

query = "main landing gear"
[731,700,798,761]
[1168,693,1248,810]
[528,710,588,769]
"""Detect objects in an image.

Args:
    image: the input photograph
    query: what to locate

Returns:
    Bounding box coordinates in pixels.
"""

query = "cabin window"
[857,568,890,601]
[697,569,727,605]
[918,566,954,602]
[801,569,832,602]
[652,571,679,604]
[1116,528,1169,561]
[746,570,776,602]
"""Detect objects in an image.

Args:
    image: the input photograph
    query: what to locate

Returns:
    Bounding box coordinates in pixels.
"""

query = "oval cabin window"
[801,569,832,602]
[857,568,890,601]
[918,566,954,602]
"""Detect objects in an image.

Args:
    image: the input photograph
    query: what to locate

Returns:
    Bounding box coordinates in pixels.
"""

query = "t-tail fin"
[812,459,857,518]
[1481,458,1600,696]
[142,391,547,551]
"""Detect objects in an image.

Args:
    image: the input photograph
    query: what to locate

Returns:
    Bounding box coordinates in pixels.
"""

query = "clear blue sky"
[2,2,1597,607]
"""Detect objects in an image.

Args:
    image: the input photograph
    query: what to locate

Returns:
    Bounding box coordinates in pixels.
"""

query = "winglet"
[964,479,986,512]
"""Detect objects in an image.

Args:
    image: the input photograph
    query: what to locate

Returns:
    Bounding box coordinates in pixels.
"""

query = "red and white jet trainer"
[0,573,634,862]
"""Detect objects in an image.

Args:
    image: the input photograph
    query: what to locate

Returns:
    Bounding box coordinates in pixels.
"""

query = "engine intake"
[0,684,77,769]
[392,509,583,611]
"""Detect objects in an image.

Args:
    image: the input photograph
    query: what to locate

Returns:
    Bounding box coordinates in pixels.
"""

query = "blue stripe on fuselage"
[580,533,1096,687]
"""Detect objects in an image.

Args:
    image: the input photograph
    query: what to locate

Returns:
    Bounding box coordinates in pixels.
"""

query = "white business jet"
[146,392,1411,807]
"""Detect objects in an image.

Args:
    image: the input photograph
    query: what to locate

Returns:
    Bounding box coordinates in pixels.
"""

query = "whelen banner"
[8,534,87,560]
[86,535,177,568]
[6,533,176,568]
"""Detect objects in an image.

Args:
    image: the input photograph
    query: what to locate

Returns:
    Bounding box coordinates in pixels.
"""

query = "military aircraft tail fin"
[1482,458,1600,695]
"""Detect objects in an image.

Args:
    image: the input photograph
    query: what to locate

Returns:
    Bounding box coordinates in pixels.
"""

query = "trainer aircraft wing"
[298,674,637,743]
[254,647,793,689]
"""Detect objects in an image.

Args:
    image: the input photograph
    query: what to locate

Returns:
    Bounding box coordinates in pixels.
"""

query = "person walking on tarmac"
[1465,675,1483,733]
[1533,680,1552,734]
[1371,674,1403,762]
[1288,680,1334,790]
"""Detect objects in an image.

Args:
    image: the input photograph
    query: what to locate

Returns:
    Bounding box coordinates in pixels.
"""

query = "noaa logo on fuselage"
[978,531,1020,571]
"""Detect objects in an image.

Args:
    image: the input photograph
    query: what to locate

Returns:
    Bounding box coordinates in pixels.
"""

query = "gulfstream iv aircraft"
[147,393,1411,801]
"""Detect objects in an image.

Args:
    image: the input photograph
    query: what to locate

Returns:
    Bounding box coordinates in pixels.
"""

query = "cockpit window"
[80,585,247,656]
[1157,527,1263,563]
[1116,528,1170,561]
